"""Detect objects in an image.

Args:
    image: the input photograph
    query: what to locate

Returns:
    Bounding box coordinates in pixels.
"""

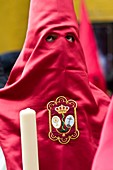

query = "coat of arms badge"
[47,96,79,144]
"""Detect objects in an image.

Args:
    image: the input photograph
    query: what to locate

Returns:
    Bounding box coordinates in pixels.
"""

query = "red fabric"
[92,96,113,170]
[0,0,110,170]
[79,0,107,92]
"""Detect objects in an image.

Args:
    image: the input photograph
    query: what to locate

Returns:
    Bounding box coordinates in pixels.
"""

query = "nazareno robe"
[0,0,110,170]
[92,97,113,170]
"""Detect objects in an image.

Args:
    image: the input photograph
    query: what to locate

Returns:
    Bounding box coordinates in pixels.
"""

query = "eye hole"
[66,34,75,42]
[46,34,58,42]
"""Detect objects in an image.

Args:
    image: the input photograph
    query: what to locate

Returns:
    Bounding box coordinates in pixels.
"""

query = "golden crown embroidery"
[47,96,79,144]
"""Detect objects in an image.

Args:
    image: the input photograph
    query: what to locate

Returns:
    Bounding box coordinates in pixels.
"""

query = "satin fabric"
[92,97,113,170]
[0,0,110,170]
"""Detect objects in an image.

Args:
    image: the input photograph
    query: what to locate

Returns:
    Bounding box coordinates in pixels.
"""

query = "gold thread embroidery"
[47,96,79,144]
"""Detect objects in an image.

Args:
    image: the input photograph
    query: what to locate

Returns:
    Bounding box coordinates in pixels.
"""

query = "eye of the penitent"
[46,34,57,42]
[66,34,75,42]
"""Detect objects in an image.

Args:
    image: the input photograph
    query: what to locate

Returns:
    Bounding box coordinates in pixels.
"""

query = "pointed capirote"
[5,0,80,84]
[0,0,110,170]
[79,0,107,92]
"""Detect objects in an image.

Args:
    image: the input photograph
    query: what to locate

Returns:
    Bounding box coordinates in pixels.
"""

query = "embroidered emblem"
[47,96,79,144]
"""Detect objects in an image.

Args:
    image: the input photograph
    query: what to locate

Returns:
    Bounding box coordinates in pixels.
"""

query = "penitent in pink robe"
[0,0,110,170]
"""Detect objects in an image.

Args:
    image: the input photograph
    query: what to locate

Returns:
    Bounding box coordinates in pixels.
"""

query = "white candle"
[20,108,39,170]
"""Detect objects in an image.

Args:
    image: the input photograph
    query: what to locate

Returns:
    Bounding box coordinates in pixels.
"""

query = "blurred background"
[0,0,113,95]
[75,0,113,95]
